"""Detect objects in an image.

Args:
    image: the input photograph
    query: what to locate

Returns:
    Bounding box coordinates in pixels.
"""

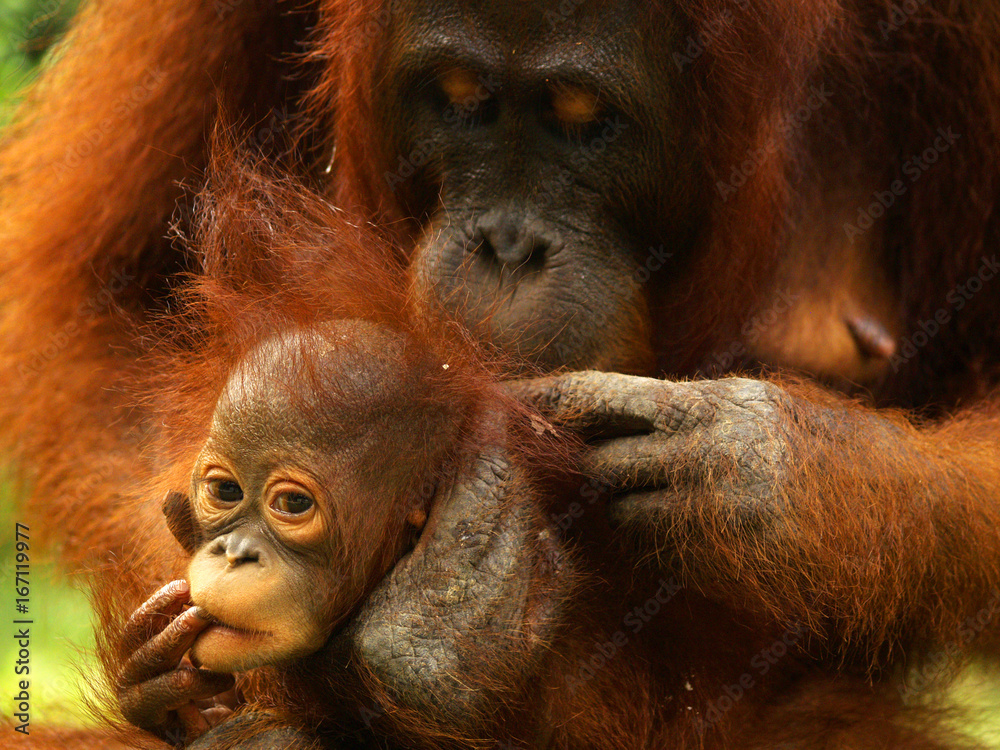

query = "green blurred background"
[0,0,998,740]
[1,0,77,124]
[1,0,98,728]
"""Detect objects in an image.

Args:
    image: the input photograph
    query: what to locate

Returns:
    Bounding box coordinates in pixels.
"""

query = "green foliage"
[0,0,78,123]
[953,667,1000,745]
[1,6,97,725]
[0,482,100,727]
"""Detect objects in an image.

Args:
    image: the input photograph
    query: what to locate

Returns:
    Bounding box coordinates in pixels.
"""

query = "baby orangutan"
[160,319,458,675]
[111,158,573,748]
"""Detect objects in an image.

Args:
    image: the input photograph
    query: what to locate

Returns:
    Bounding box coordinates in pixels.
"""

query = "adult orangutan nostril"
[471,210,550,268]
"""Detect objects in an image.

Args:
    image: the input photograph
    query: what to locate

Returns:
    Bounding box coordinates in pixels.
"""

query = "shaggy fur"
[2,0,1000,747]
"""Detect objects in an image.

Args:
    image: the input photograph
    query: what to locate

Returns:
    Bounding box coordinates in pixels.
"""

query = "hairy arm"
[511,371,1000,660]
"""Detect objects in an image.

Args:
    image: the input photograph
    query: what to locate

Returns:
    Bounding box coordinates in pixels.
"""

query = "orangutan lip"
[196,608,270,637]
[205,621,272,638]
[195,607,221,625]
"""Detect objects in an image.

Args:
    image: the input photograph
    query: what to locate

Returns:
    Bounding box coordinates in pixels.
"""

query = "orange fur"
[2,1,1000,748]
[84,158,973,749]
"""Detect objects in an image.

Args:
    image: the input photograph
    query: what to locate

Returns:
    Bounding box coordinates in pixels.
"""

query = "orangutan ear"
[162,490,203,555]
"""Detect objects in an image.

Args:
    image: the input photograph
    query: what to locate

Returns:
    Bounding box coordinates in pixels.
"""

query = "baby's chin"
[189,622,281,673]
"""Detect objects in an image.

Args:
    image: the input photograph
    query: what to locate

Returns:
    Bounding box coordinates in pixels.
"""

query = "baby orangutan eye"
[272,493,314,515]
[207,479,243,504]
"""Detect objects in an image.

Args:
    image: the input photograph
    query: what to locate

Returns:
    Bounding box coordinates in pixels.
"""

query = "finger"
[120,668,235,730]
[507,371,679,436]
[343,451,558,721]
[583,434,692,490]
[176,703,211,740]
[120,607,214,686]
[122,581,191,646]
[607,489,682,529]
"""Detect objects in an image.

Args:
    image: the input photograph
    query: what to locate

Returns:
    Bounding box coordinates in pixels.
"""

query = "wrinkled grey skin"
[123,371,793,748]
[509,372,793,530]
[325,372,793,743]
[334,444,563,723]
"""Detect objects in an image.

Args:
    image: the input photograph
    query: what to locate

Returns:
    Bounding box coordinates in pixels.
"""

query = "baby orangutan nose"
[211,532,263,567]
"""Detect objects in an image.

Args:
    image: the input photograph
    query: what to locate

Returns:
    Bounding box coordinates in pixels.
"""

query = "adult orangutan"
[107,156,974,750]
[1,0,1000,747]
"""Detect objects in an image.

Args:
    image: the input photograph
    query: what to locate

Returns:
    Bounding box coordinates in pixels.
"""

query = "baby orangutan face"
[183,440,344,673]
[164,322,449,673]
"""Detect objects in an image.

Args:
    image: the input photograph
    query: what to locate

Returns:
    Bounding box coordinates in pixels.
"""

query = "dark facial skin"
[117,5,717,744]
[381,0,702,374]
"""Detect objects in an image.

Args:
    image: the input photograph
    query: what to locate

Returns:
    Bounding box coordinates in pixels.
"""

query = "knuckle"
[118,687,138,716]
[166,614,193,640]
[692,379,788,439]
[682,380,791,499]
[169,667,197,693]
[718,378,787,415]
[560,369,606,400]
[663,401,708,432]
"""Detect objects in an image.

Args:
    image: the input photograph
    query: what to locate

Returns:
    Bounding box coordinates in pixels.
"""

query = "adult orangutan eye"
[551,83,603,126]
[434,66,500,129]
[207,479,244,504]
[272,493,314,515]
[543,83,612,144]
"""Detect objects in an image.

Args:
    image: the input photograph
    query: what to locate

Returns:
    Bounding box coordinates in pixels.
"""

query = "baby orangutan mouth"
[196,608,273,639]
[186,608,274,670]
